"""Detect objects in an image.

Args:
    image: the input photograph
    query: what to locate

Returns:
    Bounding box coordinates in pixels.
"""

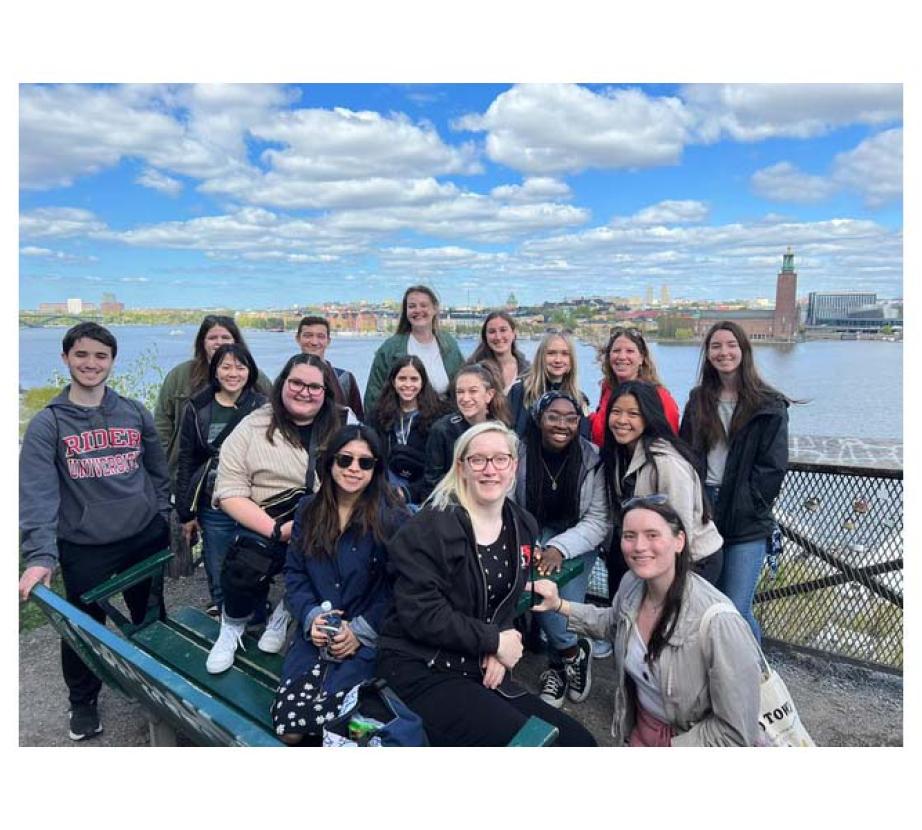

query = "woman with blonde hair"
[376,421,596,746]
[506,330,589,436]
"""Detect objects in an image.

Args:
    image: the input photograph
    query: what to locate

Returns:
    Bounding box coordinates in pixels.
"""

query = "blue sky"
[19,83,903,309]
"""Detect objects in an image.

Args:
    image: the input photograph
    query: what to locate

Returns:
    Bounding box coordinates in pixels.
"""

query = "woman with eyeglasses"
[377,421,596,746]
[529,498,760,746]
[367,356,450,507]
[680,321,791,641]
[587,327,679,447]
[506,330,590,437]
[466,310,531,393]
[510,391,610,709]
[363,285,465,416]
[271,425,409,745]
[206,354,351,674]
[602,380,723,596]
[420,362,512,500]
[175,343,268,617]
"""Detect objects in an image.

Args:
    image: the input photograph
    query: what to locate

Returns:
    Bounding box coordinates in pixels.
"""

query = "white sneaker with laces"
[257,602,291,653]
[207,615,246,674]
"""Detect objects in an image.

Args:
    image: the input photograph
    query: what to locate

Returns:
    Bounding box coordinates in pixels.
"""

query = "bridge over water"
[19,312,104,328]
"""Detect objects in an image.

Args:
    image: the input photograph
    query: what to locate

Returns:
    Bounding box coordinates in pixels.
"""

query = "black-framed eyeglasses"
[334,453,376,471]
[621,493,669,511]
[286,378,325,396]
[463,453,513,472]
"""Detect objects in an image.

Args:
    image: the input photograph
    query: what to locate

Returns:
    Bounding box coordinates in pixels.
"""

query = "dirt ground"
[19,567,903,747]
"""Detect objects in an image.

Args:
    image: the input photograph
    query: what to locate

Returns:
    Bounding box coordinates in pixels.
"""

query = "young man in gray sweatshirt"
[19,323,171,741]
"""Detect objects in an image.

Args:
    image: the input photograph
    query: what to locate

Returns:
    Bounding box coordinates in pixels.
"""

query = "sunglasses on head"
[334,453,376,471]
[545,327,573,336]
[621,493,669,511]
[610,327,645,340]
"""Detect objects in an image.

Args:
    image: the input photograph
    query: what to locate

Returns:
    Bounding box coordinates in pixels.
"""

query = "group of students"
[19,282,791,747]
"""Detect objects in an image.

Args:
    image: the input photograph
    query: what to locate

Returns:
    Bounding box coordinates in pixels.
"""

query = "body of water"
[19,324,903,441]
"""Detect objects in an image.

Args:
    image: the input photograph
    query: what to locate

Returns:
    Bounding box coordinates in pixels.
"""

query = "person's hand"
[278,520,293,542]
[181,519,200,545]
[328,620,360,659]
[309,610,344,647]
[481,654,506,689]
[496,628,523,669]
[524,579,561,613]
[536,545,564,576]
[19,566,52,602]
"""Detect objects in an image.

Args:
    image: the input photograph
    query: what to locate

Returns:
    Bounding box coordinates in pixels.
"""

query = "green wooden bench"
[30,548,583,747]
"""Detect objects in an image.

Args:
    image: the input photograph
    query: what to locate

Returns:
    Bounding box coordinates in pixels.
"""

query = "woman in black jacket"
[176,343,266,615]
[680,321,790,641]
[376,420,596,746]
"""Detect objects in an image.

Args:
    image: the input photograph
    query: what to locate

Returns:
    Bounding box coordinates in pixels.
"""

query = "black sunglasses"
[621,493,669,510]
[334,453,376,471]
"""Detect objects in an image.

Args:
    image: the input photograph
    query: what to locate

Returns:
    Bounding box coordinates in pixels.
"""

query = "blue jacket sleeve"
[283,510,322,633]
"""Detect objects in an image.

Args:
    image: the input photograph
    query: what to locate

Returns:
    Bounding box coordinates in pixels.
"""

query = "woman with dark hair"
[421,362,512,500]
[271,425,409,745]
[377,421,596,746]
[466,311,530,393]
[367,355,450,506]
[506,330,589,436]
[680,321,791,641]
[175,343,267,616]
[587,327,680,446]
[601,380,723,593]
[530,497,760,746]
[363,285,465,415]
[206,354,351,673]
[510,391,609,709]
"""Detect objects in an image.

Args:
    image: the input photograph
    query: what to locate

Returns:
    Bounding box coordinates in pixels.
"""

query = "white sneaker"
[206,615,246,674]
[591,638,613,659]
[257,602,291,654]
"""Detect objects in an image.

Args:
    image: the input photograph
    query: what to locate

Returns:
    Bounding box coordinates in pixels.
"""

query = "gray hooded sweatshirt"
[19,386,171,570]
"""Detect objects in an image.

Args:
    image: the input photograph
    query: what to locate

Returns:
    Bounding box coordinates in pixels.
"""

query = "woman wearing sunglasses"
[530,497,760,746]
[466,310,531,393]
[587,327,679,447]
[420,362,512,500]
[680,321,791,641]
[506,330,590,437]
[367,355,450,507]
[175,343,267,617]
[271,425,408,745]
[510,391,610,709]
[602,380,723,596]
[206,354,350,674]
[377,421,596,746]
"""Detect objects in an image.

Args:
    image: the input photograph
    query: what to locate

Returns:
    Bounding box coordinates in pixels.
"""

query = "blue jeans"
[716,539,767,642]
[536,549,598,660]
[198,504,238,607]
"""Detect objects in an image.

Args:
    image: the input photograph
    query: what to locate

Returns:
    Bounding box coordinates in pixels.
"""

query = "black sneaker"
[538,667,568,709]
[68,701,103,741]
[565,637,593,703]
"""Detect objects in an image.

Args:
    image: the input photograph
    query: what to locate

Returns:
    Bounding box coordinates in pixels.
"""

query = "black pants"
[378,651,597,747]
[220,531,285,620]
[58,515,169,706]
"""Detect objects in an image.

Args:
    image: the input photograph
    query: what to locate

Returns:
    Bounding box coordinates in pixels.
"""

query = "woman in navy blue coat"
[271,424,408,745]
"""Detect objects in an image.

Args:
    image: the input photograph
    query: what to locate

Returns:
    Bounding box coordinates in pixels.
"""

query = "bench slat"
[508,715,559,747]
[515,556,585,616]
[80,549,173,604]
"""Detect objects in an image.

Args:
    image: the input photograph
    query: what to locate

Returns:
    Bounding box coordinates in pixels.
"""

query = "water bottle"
[318,600,342,662]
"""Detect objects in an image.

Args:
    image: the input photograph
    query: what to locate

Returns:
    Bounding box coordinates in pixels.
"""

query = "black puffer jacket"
[378,499,539,672]
[175,386,267,522]
[680,389,789,545]
[420,413,472,500]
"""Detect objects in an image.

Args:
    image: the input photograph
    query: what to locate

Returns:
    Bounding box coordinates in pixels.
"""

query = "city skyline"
[20,83,903,310]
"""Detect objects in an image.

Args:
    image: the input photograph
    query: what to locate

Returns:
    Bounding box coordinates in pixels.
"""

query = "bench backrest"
[30,585,283,747]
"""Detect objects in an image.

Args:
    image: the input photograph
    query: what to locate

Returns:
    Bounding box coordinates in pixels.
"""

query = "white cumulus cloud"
[751,162,837,203]
[490,177,572,203]
[831,128,902,207]
[136,168,183,196]
[20,207,108,238]
[624,199,710,225]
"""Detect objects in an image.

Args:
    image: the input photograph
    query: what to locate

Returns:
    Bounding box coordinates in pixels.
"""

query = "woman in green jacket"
[363,286,464,416]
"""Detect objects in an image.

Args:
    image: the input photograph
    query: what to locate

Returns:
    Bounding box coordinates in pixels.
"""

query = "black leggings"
[378,652,596,747]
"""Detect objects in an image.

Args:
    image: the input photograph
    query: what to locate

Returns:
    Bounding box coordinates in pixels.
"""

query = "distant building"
[66,298,83,314]
[660,284,670,306]
[38,302,67,313]
[806,291,878,326]
[644,285,654,307]
[100,292,124,314]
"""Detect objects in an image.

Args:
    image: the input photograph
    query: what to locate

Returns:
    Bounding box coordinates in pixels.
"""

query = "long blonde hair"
[425,421,519,512]
[521,331,584,411]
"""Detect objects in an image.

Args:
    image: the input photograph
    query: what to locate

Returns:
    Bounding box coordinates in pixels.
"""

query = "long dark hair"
[601,380,708,520]
[371,355,449,432]
[523,397,582,528]
[299,425,401,558]
[688,320,793,453]
[468,311,529,376]
[208,343,259,395]
[191,314,246,391]
[395,285,441,335]
[598,327,663,389]
[453,363,513,426]
[621,499,690,665]
[267,354,344,449]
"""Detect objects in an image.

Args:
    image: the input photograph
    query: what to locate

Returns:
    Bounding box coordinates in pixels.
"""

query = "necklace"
[541,454,565,491]
[396,410,417,445]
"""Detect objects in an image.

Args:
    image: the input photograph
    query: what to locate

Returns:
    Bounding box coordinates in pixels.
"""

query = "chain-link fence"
[586,460,903,673]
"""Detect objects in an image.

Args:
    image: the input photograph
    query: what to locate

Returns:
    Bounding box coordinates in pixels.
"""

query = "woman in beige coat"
[530,497,761,746]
